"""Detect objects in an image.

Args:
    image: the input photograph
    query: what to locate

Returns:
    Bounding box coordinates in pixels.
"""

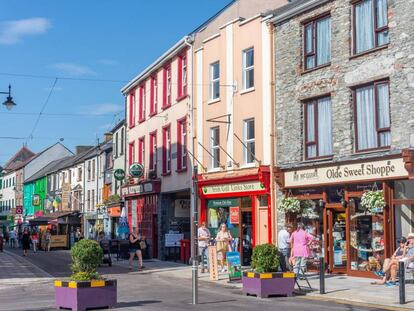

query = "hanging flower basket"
[361,190,386,213]
[279,197,301,214]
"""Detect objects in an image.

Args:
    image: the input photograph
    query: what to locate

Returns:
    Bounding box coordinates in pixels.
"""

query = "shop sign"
[107,206,121,217]
[50,235,68,248]
[207,198,239,208]
[32,194,40,206]
[226,251,242,282]
[229,207,239,224]
[202,181,265,195]
[174,199,190,217]
[15,206,23,215]
[61,182,71,210]
[165,233,184,247]
[129,163,144,178]
[114,169,125,181]
[284,158,408,187]
[208,245,219,281]
[122,182,154,197]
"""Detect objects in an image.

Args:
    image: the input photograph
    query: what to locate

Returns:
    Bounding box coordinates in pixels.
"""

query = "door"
[240,211,253,266]
[326,207,347,273]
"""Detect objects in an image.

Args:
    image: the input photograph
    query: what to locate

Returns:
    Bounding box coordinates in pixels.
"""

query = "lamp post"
[1,85,16,110]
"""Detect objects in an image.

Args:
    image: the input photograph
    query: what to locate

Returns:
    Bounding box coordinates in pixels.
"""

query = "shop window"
[394,180,414,199]
[354,80,390,151]
[395,204,414,239]
[304,15,331,70]
[326,187,346,204]
[349,198,384,271]
[241,196,252,209]
[258,195,268,207]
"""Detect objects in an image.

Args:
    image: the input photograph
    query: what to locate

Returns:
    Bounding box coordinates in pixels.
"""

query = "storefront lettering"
[202,181,264,195]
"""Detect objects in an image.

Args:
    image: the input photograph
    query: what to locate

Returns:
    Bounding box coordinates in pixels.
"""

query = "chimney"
[104,132,113,142]
[75,146,94,155]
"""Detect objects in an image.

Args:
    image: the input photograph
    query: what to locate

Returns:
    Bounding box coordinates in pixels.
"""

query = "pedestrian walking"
[198,222,211,273]
[21,228,31,257]
[215,223,233,273]
[45,230,51,252]
[290,222,313,278]
[31,231,38,253]
[128,227,144,271]
[4,231,9,247]
[0,233,4,252]
[18,230,23,249]
[278,224,293,272]
[10,230,17,248]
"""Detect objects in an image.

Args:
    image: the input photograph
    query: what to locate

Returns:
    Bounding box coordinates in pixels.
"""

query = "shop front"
[276,154,413,277]
[198,167,271,266]
[122,180,161,258]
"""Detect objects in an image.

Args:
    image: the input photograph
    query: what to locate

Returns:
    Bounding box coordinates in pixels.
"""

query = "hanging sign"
[129,163,144,178]
[229,207,239,224]
[114,169,126,181]
[226,251,242,282]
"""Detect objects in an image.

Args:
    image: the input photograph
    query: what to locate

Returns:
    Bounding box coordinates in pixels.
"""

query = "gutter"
[270,0,332,25]
[121,35,194,94]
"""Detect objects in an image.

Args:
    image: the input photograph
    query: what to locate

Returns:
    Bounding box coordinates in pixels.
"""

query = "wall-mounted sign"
[202,181,265,195]
[207,198,239,208]
[129,163,144,178]
[165,233,184,247]
[174,199,190,217]
[32,194,40,206]
[61,182,71,210]
[229,207,239,224]
[121,182,156,197]
[114,169,126,181]
[284,158,408,188]
[15,206,23,215]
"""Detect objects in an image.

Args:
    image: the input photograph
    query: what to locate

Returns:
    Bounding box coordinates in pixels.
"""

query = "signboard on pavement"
[208,246,219,281]
[226,251,242,282]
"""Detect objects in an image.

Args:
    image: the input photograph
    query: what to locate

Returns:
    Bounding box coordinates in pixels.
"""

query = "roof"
[24,156,74,183]
[3,146,36,172]
[110,119,125,133]
[269,0,332,25]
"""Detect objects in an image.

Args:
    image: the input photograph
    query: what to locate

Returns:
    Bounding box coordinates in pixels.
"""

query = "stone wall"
[274,0,414,168]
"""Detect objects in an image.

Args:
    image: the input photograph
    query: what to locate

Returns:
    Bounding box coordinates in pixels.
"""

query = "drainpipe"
[268,21,278,245]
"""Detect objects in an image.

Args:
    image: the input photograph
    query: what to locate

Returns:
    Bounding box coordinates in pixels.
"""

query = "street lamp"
[1,85,16,111]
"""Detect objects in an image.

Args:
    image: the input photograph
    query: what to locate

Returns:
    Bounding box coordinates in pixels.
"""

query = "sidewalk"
[113,259,414,310]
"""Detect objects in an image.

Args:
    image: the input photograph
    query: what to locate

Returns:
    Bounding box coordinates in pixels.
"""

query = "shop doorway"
[326,206,347,273]
[240,210,253,266]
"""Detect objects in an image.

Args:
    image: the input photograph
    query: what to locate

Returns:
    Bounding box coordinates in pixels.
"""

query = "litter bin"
[180,239,190,264]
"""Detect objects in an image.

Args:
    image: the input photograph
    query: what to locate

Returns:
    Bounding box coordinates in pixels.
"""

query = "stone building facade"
[271,0,414,276]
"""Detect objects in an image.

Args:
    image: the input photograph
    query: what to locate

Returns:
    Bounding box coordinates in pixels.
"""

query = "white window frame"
[150,133,157,171]
[210,127,220,169]
[242,47,254,90]
[167,66,172,105]
[243,118,255,165]
[182,55,187,94]
[210,62,220,101]
[181,120,187,169]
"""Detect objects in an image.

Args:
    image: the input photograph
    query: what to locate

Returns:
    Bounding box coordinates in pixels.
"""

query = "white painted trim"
[225,24,234,168]
[261,14,274,23]
[239,87,255,95]
[202,33,220,44]
[207,98,221,105]
[196,49,204,170]
[219,17,243,30]
[261,21,271,165]
[239,14,261,26]
[194,47,204,53]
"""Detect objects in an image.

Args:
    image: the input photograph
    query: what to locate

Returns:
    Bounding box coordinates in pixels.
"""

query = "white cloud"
[52,63,96,76]
[82,103,124,116]
[0,18,51,45]
[97,59,118,66]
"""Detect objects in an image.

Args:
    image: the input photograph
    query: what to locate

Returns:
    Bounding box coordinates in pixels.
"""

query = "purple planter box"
[55,280,117,311]
[242,272,295,298]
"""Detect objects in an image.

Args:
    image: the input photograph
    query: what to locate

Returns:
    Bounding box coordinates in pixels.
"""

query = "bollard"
[399,261,405,304]
[319,256,325,294]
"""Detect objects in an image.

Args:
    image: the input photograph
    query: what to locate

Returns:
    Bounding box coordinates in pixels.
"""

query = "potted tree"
[54,239,117,311]
[242,244,295,298]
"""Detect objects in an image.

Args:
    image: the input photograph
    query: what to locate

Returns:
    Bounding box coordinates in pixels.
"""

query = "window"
[163,65,172,108]
[91,189,95,211]
[128,91,136,128]
[78,167,82,182]
[304,15,331,70]
[139,84,146,122]
[150,76,158,115]
[177,118,187,171]
[87,161,91,181]
[354,0,389,54]
[120,128,124,155]
[138,137,145,167]
[354,81,390,151]
[178,52,188,98]
[210,127,220,169]
[92,159,96,181]
[115,132,119,157]
[243,118,255,164]
[68,170,72,184]
[129,141,135,167]
[149,131,157,172]
[162,125,171,175]
[305,97,333,158]
[210,62,220,100]
[242,48,254,89]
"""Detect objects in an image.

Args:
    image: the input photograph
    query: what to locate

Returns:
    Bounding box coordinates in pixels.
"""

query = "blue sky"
[0,0,231,165]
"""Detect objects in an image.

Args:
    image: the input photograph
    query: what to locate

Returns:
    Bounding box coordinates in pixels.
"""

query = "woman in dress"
[215,223,233,273]
[21,228,31,257]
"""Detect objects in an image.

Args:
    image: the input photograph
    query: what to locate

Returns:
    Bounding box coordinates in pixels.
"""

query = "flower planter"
[55,279,117,311]
[242,271,295,298]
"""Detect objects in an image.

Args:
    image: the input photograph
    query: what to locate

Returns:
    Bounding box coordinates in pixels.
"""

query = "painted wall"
[23,177,47,216]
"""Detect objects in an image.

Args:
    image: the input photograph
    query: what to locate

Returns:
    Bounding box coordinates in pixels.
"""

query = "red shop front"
[122,180,161,258]
[198,167,272,266]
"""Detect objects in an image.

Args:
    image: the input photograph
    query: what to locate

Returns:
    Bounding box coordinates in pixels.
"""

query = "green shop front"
[23,177,47,218]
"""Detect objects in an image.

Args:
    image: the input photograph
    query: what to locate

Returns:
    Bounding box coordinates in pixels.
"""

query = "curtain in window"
[316,18,331,66]
[306,103,316,158]
[356,86,376,150]
[377,83,391,146]
[305,24,315,68]
[376,0,389,45]
[355,0,374,53]
[318,98,333,156]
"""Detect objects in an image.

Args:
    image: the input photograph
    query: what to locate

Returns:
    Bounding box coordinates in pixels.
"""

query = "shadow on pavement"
[113,300,161,308]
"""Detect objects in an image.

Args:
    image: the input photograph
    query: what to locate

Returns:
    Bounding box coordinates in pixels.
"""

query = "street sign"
[15,206,23,215]
[114,168,126,181]
[129,163,144,178]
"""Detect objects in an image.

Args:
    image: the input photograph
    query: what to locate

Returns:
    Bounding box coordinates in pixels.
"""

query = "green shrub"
[70,239,103,281]
[251,244,280,273]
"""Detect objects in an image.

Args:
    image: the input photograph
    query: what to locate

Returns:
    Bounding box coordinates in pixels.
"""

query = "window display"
[349,198,384,272]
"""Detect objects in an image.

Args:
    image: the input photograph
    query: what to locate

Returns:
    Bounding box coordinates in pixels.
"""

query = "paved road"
[0,247,388,311]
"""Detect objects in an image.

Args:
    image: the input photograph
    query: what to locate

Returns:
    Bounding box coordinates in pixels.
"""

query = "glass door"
[241,211,252,266]
[326,207,347,273]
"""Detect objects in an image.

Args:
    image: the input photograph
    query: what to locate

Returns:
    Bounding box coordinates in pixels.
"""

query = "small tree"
[251,244,280,273]
[70,239,103,281]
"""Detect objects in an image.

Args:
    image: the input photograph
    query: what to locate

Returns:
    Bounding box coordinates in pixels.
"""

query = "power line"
[0,111,124,117]
[0,72,128,83]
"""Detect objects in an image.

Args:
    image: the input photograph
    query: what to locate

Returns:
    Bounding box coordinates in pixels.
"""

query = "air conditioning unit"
[148,170,157,180]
